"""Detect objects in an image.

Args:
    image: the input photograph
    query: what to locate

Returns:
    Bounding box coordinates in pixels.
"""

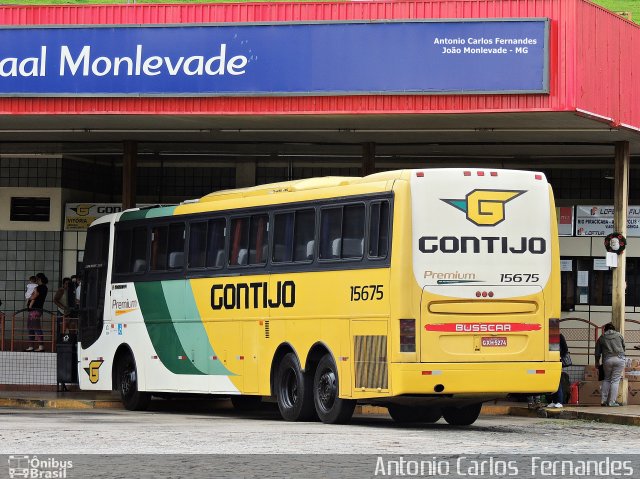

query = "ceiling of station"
[0,111,637,167]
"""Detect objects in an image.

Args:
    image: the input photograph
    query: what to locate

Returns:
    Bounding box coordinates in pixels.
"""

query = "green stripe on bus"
[134,281,204,375]
[146,206,177,218]
[119,206,177,222]
[162,280,233,376]
[119,209,149,221]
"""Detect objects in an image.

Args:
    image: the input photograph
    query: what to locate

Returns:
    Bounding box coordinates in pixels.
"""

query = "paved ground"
[1,401,638,455]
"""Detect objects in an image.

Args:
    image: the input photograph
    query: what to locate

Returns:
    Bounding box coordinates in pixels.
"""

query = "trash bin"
[56,333,78,391]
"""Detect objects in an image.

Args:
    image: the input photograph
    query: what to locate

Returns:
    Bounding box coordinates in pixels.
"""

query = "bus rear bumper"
[390,361,561,396]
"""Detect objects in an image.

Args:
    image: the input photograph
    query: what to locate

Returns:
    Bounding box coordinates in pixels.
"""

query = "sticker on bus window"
[482,337,507,347]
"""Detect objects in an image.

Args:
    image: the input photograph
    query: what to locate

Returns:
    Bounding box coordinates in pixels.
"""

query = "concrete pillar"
[122,141,137,210]
[236,160,257,188]
[362,142,375,176]
[612,141,630,335]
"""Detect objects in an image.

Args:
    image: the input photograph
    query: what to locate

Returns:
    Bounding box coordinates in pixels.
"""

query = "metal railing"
[0,308,78,353]
[560,317,640,365]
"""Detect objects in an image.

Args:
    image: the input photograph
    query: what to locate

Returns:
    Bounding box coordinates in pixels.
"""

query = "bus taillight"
[549,318,560,351]
[400,319,416,353]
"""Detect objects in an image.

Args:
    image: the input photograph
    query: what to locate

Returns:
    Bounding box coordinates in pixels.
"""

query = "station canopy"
[0,0,637,167]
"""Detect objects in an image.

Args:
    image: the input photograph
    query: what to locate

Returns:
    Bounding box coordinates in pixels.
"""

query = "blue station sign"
[0,20,549,96]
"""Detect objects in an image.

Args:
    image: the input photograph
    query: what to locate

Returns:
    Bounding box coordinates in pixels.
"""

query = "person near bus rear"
[595,323,626,407]
[547,333,569,408]
[26,273,48,352]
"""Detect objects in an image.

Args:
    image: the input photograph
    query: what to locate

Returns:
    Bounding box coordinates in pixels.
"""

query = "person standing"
[53,277,71,336]
[547,333,569,408]
[26,272,48,352]
[24,275,37,308]
[595,323,626,407]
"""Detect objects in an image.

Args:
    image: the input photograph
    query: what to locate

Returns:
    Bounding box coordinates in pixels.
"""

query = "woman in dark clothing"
[547,333,569,408]
[26,272,48,352]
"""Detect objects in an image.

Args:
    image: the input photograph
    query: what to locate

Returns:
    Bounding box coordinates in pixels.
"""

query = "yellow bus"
[78,168,561,425]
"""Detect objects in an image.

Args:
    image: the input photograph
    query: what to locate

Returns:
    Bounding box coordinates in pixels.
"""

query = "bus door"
[79,223,111,350]
[420,285,546,363]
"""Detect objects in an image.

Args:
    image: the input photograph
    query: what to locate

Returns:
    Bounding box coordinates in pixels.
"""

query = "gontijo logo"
[69,204,94,216]
[83,359,104,384]
[442,189,525,226]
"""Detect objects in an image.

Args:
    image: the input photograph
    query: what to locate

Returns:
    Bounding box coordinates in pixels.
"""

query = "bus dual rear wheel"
[313,354,355,424]
[117,353,151,411]
[275,352,317,421]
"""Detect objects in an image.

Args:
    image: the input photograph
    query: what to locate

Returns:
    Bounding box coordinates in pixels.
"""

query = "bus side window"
[273,209,315,263]
[131,227,147,273]
[368,201,390,259]
[150,225,169,271]
[273,212,294,263]
[320,207,342,259]
[114,229,132,274]
[342,204,365,259]
[249,214,268,265]
[188,221,207,269]
[167,223,185,270]
[293,209,315,262]
[229,217,249,266]
[205,219,226,268]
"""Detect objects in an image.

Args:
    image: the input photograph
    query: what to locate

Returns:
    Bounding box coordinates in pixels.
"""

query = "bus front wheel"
[313,354,356,424]
[117,352,150,411]
[275,352,316,421]
[442,403,482,426]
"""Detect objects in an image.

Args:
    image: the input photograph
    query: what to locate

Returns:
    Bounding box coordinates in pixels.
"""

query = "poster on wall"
[64,203,151,231]
[556,206,573,236]
[560,259,572,271]
[575,205,640,237]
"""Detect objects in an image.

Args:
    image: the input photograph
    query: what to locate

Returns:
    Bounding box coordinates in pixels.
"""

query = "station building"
[0,0,639,365]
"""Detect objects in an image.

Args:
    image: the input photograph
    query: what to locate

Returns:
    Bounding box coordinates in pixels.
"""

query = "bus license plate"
[482,337,507,347]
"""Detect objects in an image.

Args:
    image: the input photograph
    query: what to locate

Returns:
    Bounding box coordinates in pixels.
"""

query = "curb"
[0,397,123,410]
[1,397,638,426]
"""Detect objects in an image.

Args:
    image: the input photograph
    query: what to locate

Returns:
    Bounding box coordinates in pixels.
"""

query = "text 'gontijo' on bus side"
[77,168,561,425]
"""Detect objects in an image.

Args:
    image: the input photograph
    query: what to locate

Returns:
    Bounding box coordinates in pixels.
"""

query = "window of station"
[319,204,365,260]
[272,209,316,263]
[561,257,639,310]
[229,214,268,266]
[114,226,147,274]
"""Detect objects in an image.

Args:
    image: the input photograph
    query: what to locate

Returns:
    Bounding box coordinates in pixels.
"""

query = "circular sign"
[604,232,626,254]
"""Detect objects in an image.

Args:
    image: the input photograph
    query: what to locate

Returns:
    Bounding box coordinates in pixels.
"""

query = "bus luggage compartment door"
[420,285,546,363]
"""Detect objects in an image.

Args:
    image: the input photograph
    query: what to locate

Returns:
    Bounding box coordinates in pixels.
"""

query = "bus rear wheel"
[313,354,356,424]
[442,403,482,426]
[275,353,316,421]
[117,352,150,411]
[388,405,442,424]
